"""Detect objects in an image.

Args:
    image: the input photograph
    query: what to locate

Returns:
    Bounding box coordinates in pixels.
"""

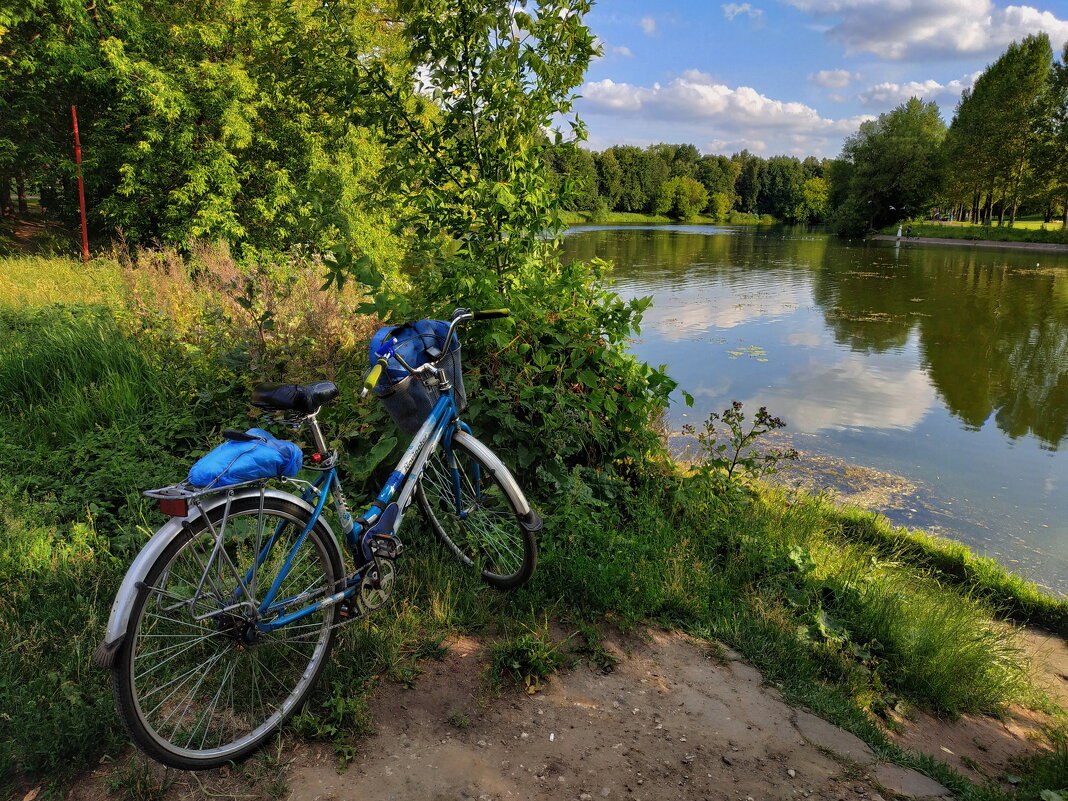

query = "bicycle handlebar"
[361,308,511,399]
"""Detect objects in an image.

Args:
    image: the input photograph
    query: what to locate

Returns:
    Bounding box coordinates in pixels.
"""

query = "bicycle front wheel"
[416,431,537,589]
[112,495,342,770]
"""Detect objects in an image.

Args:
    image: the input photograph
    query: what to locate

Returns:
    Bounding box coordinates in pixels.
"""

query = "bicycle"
[93,308,540,770]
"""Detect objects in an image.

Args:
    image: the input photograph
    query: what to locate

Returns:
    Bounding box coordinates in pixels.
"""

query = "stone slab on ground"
[792,710,877,766]
[872,763,952,799]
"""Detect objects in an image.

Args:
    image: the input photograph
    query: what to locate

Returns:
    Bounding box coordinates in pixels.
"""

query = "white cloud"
[592,37,634,61]
[782,0,1068,60]
[578,72,874,155]
[809,69,856,88]
[744,352,938,433]
[640,15,657,35]
[723,3,765,21]
[856,71,981,108]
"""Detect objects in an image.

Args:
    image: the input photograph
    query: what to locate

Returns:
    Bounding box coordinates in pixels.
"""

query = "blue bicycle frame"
[253,384,469,633]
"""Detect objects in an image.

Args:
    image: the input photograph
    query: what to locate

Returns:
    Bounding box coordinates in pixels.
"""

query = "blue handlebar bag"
[188,428,303,489]
[369,319,457,385]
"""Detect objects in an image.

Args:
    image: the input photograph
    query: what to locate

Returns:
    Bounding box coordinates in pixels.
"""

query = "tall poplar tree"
[943,33,1052,226]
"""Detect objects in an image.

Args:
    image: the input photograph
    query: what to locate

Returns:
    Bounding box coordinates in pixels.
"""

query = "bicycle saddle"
[251,381,339,414]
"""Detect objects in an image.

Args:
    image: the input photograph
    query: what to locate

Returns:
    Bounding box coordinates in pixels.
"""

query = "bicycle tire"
[416,431,536,590]
[112,495,342,770]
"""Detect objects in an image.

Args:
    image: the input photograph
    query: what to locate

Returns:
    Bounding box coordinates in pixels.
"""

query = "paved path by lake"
[870,234,1068,253]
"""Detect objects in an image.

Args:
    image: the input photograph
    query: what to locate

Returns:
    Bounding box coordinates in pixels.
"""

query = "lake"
[560,225,1068,593]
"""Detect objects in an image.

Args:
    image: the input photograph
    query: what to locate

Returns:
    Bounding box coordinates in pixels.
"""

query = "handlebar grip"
[360,360,386,399]
[472,308,510,320]
[364,361,384,393]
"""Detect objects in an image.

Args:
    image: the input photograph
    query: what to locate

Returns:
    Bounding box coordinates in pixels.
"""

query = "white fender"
[93,487,340,668]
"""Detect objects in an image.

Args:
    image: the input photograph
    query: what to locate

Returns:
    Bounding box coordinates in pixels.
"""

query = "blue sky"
[573,0,1068,158]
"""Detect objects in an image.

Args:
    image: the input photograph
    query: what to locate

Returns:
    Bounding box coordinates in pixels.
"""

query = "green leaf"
[349,436,398,480]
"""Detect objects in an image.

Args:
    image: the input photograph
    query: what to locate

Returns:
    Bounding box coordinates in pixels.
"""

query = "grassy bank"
[882,221,1068,245]
[2,253,1067,799]
[561,210,775,225]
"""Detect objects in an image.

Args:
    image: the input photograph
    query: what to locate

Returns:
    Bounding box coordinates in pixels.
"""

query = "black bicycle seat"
[250,381,339,414]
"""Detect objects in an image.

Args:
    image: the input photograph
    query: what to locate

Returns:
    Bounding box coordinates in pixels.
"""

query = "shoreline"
[870,233,1068,253]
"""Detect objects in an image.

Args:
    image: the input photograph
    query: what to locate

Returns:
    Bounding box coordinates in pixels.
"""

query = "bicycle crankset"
[358,556,396,613]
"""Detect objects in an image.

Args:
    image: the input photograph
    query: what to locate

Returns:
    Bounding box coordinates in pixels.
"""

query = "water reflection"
[812,249,1068,448]
[744,349,938,433]
[561,225,1068,588]
[564,227,1068,450]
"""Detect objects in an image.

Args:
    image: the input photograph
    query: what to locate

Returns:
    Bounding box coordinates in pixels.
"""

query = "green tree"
[834,98,946,236]
[605,146,649,212]
[761,156,806,220]
[706,191,733,222]
[595,149,624,210]
[545,144,599,210]
[734,151,762,212]
[697,155,740,210]
[943,34,1052,226]
[654,176,709,220]
[793,176,829,224]
[1030,42,1068,228]
[346,0,677,471]
[0,0,403,266]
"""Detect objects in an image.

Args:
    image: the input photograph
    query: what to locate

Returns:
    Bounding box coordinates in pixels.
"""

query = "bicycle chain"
[253,554,398,644]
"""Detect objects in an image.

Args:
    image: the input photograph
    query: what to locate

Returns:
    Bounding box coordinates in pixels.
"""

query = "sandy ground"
[59,627,1068,801]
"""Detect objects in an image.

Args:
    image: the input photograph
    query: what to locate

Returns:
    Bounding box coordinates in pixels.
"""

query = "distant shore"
[870,234,1068,253]
[560,210,775,226]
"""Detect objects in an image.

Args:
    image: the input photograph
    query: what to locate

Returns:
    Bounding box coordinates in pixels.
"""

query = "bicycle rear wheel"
[112,495,342,769]
[416,431,537,589]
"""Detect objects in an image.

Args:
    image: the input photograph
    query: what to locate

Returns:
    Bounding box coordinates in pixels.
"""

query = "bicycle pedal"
[371,535,404,559]
[338,597,362,620]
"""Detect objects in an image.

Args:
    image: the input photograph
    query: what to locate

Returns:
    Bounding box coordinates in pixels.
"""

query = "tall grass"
[833,506,1068,635]
[0,485,125,779]
[0,306,163,442]
[813,541,1030,715]
[0,256,124,308]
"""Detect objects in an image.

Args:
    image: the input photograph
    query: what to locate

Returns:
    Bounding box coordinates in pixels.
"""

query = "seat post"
[306,413,329,455]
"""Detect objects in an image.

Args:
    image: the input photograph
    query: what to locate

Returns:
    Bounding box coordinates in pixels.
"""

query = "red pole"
[71,105,89,265]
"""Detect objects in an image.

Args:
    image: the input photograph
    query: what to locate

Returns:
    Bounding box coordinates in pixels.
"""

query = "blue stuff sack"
[369,319,457,384]
[187,428,303,489]
[368,319,466,434]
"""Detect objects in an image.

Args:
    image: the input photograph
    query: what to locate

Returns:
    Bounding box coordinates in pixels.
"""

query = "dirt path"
[284,631,952,801]
[65,628,1064,801]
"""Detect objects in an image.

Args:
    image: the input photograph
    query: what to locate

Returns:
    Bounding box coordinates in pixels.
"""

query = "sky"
[573,0,1068,159]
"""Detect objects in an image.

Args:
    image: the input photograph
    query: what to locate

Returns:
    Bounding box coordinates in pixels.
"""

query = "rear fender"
[92,487,339,668]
